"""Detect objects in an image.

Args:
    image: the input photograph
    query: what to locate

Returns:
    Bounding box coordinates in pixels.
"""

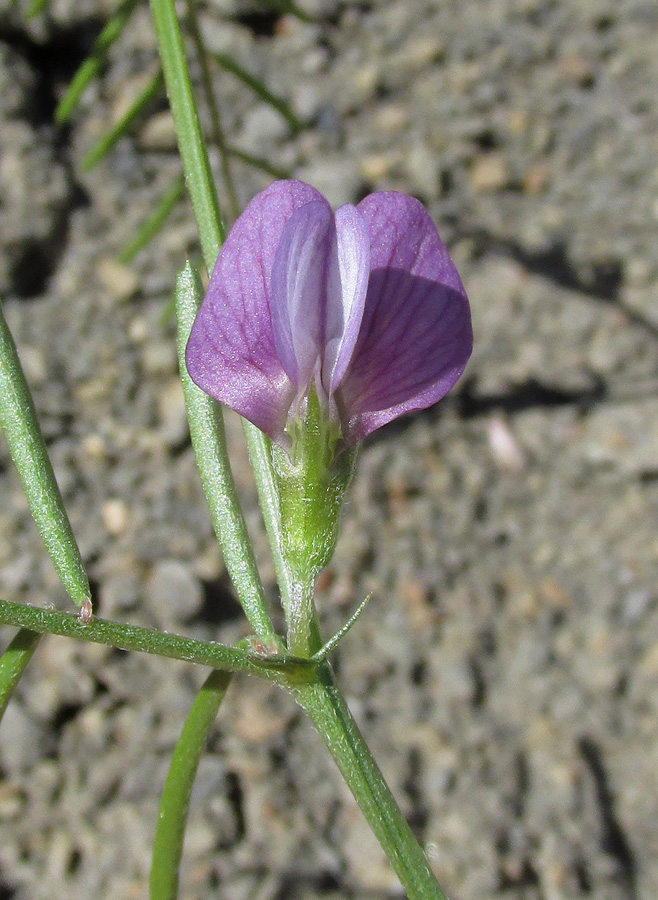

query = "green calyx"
[272,388,355,654]
[274,387,354,580]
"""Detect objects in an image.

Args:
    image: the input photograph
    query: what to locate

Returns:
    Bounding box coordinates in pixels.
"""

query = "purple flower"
[186,180,472,451]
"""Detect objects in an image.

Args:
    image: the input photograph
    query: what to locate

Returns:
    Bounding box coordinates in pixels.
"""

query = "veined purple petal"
[270,199,333,392]
[322,203,370,395]
[188,181,472,451]
[186,180,325,442]
[337,192,473,445]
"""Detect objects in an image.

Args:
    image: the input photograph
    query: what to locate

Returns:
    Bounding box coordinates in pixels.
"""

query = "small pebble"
[102,499,129,536]
[487,416,526,471]
[146,559,203,625]
[138,110,177,151]
[97,258,140,303]
[469,154,509,192]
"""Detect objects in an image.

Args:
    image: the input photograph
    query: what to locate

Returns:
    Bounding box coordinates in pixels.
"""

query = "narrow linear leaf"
[0,302,91,609]
[175,263,276,641]
[119,173,185,265]
[213,51,302,132]
[313,594,371,662]
[226,144,291,180]
[241,425,300,630]
[82,69,164,171]
[55,0,142,124]
[150,669,231,900]
[0,629,42,724]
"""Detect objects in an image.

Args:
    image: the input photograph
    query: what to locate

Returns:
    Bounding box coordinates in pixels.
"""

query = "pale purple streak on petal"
[338,192,473,445]
[322,203,370,395]
[270,199,333,392]
[186,180,325,443]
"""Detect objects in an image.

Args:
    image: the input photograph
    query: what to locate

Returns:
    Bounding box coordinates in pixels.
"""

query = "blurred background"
[0,0,656,897]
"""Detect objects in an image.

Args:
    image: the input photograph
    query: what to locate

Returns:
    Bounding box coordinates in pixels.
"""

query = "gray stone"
[0,703,47,773]
[145,559,204,626]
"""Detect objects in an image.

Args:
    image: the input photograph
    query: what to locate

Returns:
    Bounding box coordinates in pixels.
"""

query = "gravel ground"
[0,0,657,898]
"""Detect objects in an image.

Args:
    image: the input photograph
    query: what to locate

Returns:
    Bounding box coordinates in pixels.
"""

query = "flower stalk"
[148,3,468,897]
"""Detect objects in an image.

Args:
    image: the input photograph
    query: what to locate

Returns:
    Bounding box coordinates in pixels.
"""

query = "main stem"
[292,664,451,900]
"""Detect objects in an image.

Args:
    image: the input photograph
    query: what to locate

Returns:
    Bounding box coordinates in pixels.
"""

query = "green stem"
[151,669,232,900]
[82,70,164,171]
[213,52,302,133]
[119,173,186,264]
[241,429,292,608]
[292,665,451,900]
[0,600,312,685]
[0,629,42,723]
[55,0,142,123]
[286,579,315,658]
[184,0,240,221]
[149,0,225,266]
[0,301,91,611]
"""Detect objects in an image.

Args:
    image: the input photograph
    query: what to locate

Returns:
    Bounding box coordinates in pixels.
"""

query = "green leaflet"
[55,0,142,124]
[0,301,91,610]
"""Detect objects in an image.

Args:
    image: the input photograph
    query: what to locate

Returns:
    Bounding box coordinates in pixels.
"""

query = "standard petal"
[337,192,472,444]
[186,180,325,442]
[270,199,334,392]
[322,203,370,395]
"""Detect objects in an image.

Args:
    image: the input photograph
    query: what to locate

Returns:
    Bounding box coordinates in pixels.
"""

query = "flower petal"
[270,199,333,392]
[337,192,472,444]
[186,180,325,442]
[322,203,370,395]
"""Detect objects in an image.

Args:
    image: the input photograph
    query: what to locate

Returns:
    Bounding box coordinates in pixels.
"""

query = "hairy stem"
[292,665,451,900]
[0,600,313,685]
